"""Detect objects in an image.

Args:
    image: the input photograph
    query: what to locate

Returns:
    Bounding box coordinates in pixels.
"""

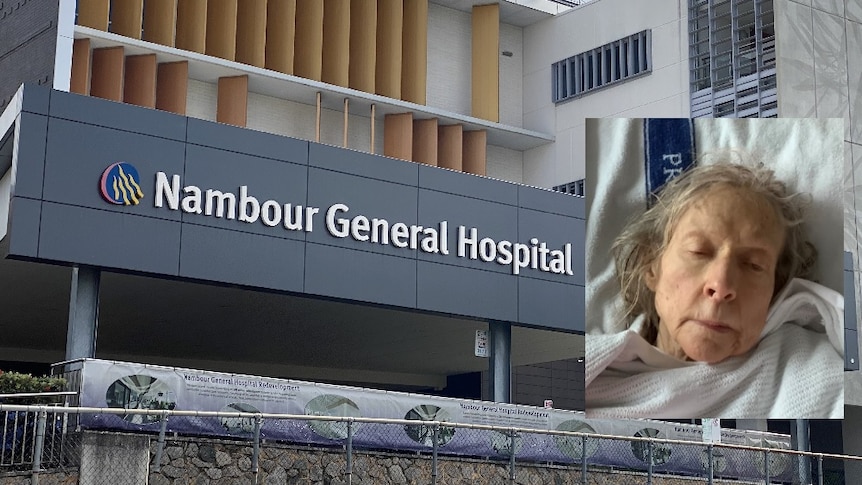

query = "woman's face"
[645,185,785,363]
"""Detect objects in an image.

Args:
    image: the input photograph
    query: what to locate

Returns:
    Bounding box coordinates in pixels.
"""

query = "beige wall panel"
[384,113,413,161]
[143,0,178,46]
[295,1,324,81]
[217,75,248,127]
[236,0,267,67]
[348,0,376,93]
[462,130,486,176]
[90,46,125,101]
[437,124,463,171]
[402,0,428,104]
[471,4,499,122]
[156,61,189,115]
[206,0,238,61]
[376,0,403,99]
[412,118,437,166]
[111,0,144,39]
[265,0,296,74]
[176,0,207,53]
[123,54,157,108]
[77,0,110,30]
[322,0,350,87]
[71,38,92,95]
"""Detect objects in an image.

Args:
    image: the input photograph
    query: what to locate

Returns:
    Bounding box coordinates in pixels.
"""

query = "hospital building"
[0,0,860,477]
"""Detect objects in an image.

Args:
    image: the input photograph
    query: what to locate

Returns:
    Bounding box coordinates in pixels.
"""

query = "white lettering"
[283,204,303,230]
[479,238,496,262]
[155,172,179,209]
[326,204,350,237]
[351,215,370,241]
[205,189,236,219]
[458,226,478,259]
[239,185,260,223]
[181,185,202,214]
[371,218,389,244]
[391,223,410,248]
[261,200,281,227]
[662,153,683,165]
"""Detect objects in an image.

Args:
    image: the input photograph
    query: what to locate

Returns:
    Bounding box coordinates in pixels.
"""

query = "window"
[552,179,585,197]
[688,0,776,118]
[551,30,652,103]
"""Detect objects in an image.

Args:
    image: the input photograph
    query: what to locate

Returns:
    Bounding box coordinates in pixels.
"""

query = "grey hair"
[611,161,817,344]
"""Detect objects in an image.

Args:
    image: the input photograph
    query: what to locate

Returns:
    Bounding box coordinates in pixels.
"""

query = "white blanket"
[585,278,844,419]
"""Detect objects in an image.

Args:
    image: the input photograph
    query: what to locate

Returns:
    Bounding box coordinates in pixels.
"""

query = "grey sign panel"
[416,260,518,321]
[42,118,185,220]
[49,89,187,142]
[179,223,305,293]
[517,208,584,285]
[38,202,181,275]
[418,164,519,206]
[416,188,519,274]
[304,242,417,308]
[309,143,418,187]
[182,144,309,240]
[11,113,47,200]
[519,184,585,219]
[519,277,584,332]
[5,87,586,333]
[18,84,51,116]
[7,197,41,258]
[187,117,308,164]
[306,167,420,257]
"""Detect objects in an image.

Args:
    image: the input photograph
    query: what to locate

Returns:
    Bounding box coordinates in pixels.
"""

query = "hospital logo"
[100,162,144,206]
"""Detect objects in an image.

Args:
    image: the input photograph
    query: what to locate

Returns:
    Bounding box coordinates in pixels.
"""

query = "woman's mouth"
[692,320,732,332]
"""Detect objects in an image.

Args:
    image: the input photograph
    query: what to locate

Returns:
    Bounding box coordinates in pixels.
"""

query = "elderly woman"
[585,162,844,419]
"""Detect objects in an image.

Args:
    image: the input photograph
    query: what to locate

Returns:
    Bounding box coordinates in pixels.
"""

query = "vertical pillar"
[143,0,178,46]
[124,54,157,108]
[217,75,248,127]
[462,130,486,176]
[471,4,499,122]
[322,0,350,87]
[489,321,511,403]
[375,0,402,99]
[65,266,101,361]
[236,0,267,68]
[349,0,376,93]
[77,0,110,30]
[437,124,463,171]
[111,0,144,39]
[791,420,812,484]
[265,0,296,74]
[90,46,125,101]
[402,0,427,104]
[294,1,324,81]
[412,118,437,166]
[383,113,413,161]
[156,61,189,115]
[176,0,207,54]
[206,0,238,61]
[70,38,91,95]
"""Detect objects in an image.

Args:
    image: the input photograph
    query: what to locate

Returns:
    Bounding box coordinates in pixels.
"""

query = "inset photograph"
[584,118,844,419]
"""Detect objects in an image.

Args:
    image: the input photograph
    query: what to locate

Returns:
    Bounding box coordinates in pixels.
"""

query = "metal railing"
[0,404,858,484]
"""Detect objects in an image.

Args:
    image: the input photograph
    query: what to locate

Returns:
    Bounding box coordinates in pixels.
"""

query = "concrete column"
[736,419,767,431]
[791,419,811,484]
[65,266,101,360]
[489,321,511,403]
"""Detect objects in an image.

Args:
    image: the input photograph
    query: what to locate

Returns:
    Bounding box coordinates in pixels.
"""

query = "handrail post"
[432,423,439,485]
[153,412,169,471]
[508,428,516,484]
[763,449,769,485]
[647,440,653,485]
[707,444,713,485]
[345,419,354,485]
[581,435,587,485]
[252,415,262,481]
[817,453,823,485]
[32,409,47,473]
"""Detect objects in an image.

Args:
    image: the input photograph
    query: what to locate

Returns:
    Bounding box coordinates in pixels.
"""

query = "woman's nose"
[703,259,737,302]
